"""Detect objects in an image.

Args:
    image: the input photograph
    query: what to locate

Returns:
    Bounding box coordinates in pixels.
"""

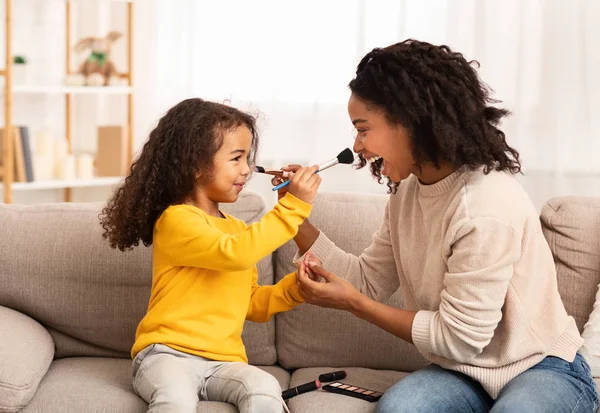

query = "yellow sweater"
[131,192,311,363]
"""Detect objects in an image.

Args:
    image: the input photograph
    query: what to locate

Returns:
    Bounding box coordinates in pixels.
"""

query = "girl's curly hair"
[99,98,259,251]
[349,39,521,193]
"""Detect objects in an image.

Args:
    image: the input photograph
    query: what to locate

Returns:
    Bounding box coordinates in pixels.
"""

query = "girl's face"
[348,93,417,183]
[193,125,252,214]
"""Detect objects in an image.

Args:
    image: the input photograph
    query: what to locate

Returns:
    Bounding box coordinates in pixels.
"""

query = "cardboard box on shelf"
[96,126,128,177]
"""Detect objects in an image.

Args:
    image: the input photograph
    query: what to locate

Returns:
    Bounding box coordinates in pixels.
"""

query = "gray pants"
[132,344,286,413]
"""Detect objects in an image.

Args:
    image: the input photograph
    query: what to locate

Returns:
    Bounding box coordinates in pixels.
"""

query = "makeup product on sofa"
[253,166,285,176]
[271,148,355,191]
[281,380,322,400]
[318,370,347,383]
[321,382,383,402]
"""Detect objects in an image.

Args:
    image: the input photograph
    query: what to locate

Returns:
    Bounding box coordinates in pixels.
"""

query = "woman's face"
[348,93,416,183]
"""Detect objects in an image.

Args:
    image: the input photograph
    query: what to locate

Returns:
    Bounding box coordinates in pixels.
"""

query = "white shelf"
[53,0,133,3]
[1,177,124,192]
[5,85,132,95]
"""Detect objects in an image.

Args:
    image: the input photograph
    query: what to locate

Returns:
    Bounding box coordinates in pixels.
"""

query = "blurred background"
[1,0,599,209]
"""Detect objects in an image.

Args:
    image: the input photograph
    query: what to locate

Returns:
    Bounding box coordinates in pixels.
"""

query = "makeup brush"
[271,148,355,191]
[253,166,285,176]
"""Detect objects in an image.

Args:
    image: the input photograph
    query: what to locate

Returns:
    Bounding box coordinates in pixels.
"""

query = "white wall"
[1,0,599,211]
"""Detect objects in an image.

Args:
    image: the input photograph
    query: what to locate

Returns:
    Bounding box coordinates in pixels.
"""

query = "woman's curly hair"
[99,98,259,251]
[349,39,521,193]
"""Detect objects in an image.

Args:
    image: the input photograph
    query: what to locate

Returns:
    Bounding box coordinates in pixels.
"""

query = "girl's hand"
[297,260,360,311]
[287,165,321,204]
[271,165,301,200]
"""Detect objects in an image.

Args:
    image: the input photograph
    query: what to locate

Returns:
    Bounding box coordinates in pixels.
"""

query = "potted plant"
[13,55,30,85]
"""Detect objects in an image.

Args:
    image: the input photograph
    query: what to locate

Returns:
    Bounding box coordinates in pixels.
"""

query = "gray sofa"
[1,190,599,413]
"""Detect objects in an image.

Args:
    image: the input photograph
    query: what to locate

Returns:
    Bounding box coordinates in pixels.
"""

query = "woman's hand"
[297,259,362,312]
[298,251,416,344]
[303,252,322,282]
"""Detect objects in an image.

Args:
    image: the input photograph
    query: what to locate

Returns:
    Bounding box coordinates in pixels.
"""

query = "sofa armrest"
[0,306,54,413]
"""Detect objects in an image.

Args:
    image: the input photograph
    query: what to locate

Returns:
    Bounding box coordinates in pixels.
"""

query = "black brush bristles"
[337,148,354,164]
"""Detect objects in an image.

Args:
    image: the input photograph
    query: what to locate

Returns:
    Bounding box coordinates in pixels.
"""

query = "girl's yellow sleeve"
[246,270,303,322]
[154,193,311,272]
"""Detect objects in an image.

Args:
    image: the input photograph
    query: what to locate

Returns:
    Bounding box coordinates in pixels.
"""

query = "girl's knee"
[245,394,283,413]
[239,368,281,397]
[242,371,282,413]
[150,388,198,413]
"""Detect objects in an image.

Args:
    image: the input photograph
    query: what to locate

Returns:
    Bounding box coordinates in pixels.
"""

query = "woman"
[275,39,598,412]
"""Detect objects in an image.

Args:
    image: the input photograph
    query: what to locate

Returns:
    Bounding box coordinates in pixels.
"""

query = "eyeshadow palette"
[321,381,383,402]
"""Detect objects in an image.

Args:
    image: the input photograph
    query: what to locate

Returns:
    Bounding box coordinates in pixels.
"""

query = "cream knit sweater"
[302,167,583,398]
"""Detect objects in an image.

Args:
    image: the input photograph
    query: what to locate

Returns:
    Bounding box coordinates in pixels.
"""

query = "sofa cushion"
[0,306,54,413]
[275,192,427,371]
[20,358,290,413]
[0,202,152,359]
[540,196,600,331]
[580,283,600,377]
[0,190,276,365]
[286,367,408,413]
[20,358,146,413]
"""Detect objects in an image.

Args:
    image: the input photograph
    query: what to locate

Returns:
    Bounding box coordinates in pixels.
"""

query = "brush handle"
[271,160,339,191]
[271,174,312,191]
[318,158,339,171]
[254,166,285,176]
[271,180,290,191]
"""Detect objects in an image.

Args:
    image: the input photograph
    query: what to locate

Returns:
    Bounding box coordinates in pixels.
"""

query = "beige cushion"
[286,367,408,413]
[540,196,600,331]
[543,197,600,377]
[0,190,276,365]
[0,202,152,359]
[275,192,427,371]
[20,358,289,413]
[20,358,145,413]
[0,306,54,413]
[581,283,600,377]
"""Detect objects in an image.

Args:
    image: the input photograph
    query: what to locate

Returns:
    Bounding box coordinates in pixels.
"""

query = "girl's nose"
[242,163,251,176]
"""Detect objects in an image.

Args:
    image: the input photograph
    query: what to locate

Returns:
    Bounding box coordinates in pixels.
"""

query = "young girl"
[282,40,598,412]
[99,98,321,413]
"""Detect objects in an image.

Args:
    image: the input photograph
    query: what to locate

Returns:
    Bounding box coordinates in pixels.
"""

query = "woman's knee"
[375,365,490,413]
[492,356,599,413]
[374,382,415,413]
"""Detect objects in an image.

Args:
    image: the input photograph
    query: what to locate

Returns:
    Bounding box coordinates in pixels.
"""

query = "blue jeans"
[375,353,599,413]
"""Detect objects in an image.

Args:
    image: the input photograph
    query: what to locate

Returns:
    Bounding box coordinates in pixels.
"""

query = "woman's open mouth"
[356,153,400,192]
[361,154,384,174]
[366,155,381,164]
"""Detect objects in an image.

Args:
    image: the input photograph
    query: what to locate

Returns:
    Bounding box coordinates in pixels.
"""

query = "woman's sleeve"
[294,201,400,302]
[411,217,521,362]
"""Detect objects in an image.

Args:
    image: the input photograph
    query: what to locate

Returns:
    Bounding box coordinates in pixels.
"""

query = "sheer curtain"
[135,0,600,209]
